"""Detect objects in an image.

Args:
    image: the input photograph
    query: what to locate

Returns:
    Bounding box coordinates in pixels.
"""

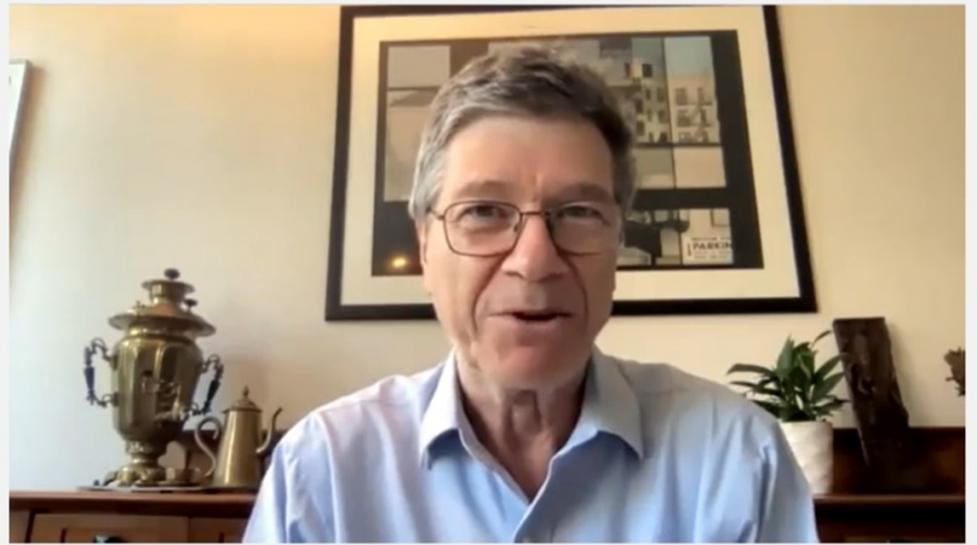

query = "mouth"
[507,310,572,322]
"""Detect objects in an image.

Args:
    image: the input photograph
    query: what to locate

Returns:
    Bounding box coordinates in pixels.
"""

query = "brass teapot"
[84,268,223,487]
[194,387,282,490]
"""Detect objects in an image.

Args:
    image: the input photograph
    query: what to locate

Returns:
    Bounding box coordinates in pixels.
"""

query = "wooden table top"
[10,490,257,517]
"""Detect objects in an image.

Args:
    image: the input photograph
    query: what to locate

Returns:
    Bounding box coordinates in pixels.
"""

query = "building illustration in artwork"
[373,33,757,275]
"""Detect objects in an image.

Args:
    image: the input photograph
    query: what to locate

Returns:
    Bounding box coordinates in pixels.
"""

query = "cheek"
[461,261,499,325]
[424,247,496,338]
[581,257,618,325]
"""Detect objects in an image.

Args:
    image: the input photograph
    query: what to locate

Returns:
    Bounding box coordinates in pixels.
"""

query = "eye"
[556,203,607,222]
[451,202,515,225]
[467,204,506,218]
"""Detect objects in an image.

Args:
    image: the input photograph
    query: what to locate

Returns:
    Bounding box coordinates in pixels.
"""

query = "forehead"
[438,115,615,204]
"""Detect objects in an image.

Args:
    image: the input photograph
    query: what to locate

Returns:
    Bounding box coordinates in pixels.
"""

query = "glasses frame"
[428,199,622,257]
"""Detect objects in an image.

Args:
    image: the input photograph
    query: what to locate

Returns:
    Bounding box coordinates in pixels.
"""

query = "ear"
[415,220,433,295]
[415,220,429,266]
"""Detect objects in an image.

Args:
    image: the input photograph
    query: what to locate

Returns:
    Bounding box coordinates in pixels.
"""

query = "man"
[244,45,819,542]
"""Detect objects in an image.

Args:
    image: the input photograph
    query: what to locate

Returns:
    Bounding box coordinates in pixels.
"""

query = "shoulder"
[603,353,784,451]
[608,353,769,416]
[598,354,816,540]
[311,364,441,418]
[275,363,442,457]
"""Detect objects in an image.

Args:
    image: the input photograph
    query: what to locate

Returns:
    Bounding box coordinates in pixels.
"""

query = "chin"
[481,343,591,391]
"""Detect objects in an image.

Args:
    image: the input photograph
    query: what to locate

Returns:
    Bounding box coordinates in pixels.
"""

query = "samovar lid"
[108,268,216,336]
[227,387,261,412]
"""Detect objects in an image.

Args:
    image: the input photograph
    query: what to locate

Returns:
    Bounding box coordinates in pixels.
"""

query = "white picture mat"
[338,6,800,306]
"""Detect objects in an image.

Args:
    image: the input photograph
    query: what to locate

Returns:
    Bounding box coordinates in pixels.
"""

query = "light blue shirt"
[244,349,819,542]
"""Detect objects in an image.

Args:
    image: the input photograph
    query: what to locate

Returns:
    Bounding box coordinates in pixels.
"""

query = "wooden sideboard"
[10,427,965,542]
[814,494,964,542]
[9,490,965,543]
[10,491,252,543]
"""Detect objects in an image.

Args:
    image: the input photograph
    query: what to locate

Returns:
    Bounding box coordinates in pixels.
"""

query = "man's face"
[416,115,620,391]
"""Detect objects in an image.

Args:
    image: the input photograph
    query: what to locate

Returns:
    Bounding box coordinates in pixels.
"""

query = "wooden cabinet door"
[10,510,29,543]
[30,514,189,542]
[189,518,248,543]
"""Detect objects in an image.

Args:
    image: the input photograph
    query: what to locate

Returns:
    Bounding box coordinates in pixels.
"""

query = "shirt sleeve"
[754,426,820,543]
[243,417,335,543]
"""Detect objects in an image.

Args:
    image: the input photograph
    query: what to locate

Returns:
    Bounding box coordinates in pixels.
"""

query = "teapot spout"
[256,406,283,458]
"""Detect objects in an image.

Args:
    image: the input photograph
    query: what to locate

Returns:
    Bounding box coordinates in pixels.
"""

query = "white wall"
[9,5,964,489]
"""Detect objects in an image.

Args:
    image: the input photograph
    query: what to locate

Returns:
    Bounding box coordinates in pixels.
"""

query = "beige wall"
[9,5,964,489]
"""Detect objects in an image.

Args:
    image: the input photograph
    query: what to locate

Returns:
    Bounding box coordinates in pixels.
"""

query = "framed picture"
[326,5,815,320]
[9,59,29,160]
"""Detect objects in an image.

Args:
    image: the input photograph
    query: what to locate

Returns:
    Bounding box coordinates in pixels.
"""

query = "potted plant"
[944,348,965,395]
[727,330,847,494]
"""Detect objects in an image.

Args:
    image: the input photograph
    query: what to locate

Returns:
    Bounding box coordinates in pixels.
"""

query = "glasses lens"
[551,202,619,254]
[439,201,620,256]
[444,202,519,256]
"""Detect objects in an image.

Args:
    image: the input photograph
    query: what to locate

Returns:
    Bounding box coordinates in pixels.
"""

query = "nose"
[500,214,570,282]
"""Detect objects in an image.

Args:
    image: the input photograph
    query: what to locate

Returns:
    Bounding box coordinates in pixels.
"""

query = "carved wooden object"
[832,317,925,492]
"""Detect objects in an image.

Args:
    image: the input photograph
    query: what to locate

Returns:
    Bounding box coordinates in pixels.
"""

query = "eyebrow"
[450,179,513,201]
[449,179,615,204]
[556,183,615,204]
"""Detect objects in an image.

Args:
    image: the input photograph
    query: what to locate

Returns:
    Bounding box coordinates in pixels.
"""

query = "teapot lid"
[227,387,261,412]
[107,268,215,336]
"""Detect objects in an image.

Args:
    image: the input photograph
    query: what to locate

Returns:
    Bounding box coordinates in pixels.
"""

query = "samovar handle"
[193,415,224,480]
[83,338,116,408]
[193,354,224,416]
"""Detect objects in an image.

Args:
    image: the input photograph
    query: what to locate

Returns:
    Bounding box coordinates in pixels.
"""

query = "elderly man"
[244,45,818,542]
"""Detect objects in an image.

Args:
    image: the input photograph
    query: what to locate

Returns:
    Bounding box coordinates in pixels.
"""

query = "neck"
[455,354,588,499]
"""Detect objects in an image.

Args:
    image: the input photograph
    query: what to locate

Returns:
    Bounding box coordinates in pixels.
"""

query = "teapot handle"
[194,415,223,480]
[83,338,116,408]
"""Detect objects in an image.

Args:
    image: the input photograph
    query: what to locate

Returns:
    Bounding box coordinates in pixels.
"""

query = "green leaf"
[775,338,795,378]
[777,338,795,367]
[752,400,782,418]
[780,405,806,422]
[800,351,815,379]
[789,363,808,386]
[788,372,809,409]
[811,329,832,346]
[812,398,846,417]
[811,372,846,402]
[813,354,844,382]
[727,363,774,376]
[730,381,782,397]
[799,387,814,406]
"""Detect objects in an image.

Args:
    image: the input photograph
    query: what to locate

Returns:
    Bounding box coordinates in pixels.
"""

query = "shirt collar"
[417,347,646,466]
[417,350,465,465]
[571,347,645,458]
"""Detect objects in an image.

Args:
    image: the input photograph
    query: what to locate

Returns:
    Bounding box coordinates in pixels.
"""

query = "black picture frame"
[326,5,816,320]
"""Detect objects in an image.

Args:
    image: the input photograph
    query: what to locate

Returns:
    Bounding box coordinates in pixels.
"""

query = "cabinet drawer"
[30,513,189,542]
[189,517,248,543]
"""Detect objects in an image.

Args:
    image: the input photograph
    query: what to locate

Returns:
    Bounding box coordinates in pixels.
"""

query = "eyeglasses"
[428,200,621,257]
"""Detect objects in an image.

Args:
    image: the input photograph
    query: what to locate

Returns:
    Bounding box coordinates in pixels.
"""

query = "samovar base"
[95,440,202,488]
[95,466,203,488]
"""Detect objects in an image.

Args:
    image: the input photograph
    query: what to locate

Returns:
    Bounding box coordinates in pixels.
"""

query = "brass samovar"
[83,268,223,487]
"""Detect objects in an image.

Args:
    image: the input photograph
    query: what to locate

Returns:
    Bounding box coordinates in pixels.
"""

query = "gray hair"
[407,44,636,220]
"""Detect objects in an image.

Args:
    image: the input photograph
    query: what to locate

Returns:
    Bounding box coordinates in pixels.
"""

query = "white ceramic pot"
[779,420,833,495]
